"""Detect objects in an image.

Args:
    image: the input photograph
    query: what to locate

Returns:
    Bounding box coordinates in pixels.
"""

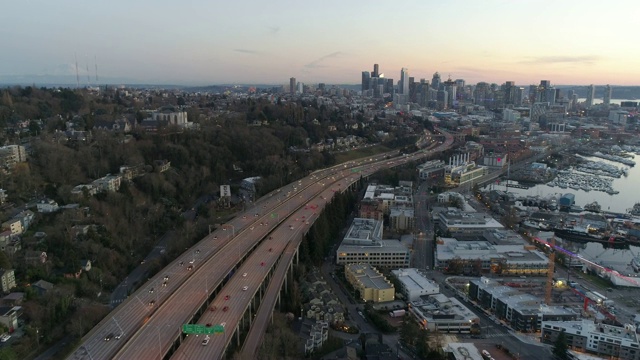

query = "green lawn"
[334,144,391,164]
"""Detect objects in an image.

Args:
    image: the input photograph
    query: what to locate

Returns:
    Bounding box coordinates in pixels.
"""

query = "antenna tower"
[74,53,80,88]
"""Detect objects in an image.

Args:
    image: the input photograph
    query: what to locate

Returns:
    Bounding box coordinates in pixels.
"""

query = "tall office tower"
[371,77,380,97]
[289,77,296,95]
[419,81,430,106]
[437,90,448,110]
[443,77,456,108]
[400,68,409,95]
[504,81,515,105]
[297,82,304,94]
[515,87,525,106]
[603,84,612,106]
[586,84,595,107]
[474,82,490,106]
[409,77,417,102]
[455,79,465,100]
[361,71,371,92]
[373,64,379,78]
[528,85,538,103]
[431,72,441,90]
[386,78,394,95]
[539,80,551,89]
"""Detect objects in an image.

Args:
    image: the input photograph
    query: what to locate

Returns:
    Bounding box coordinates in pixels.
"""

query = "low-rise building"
[301,319,329,355]
[92,174,122,192]
[31,279,54,296]
[1,219,22,236]
[0,306,20,331]
[469,277,578,332]
[389,207,415,232]
[542,320,640,360]
[391,268,439,301]
[417,160,445,182]
[408,294,479,333]
[434,208,503,240]
[0,270,16,293]
[443,342,484,360]
[36,199,59,213]
[336,218,411,268]
[436,238,548,276]
[344,263,394,303]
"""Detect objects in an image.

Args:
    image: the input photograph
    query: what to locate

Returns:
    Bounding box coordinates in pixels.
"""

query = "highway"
[68,129,454,360]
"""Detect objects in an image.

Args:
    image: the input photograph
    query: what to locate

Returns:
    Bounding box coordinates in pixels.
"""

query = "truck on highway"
[389,309,406,318]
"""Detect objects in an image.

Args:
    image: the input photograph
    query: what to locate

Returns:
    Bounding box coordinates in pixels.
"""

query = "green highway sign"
[183,324,225,335]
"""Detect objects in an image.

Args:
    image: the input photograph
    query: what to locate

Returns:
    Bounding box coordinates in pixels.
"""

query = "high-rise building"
[603,84,612,106]
[373,64,379,78]
[400,68,409,95]
[289,77,296,95]
[503,81,516,105]
[386,78,394,95]
[361,71,370,92]
[586,84,595,107]
[443,77,456,108]
[431,72,441,90]
[409,77,417,102]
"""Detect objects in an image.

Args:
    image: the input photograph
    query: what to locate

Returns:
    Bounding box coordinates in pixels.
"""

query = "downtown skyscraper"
[399,68,409,95]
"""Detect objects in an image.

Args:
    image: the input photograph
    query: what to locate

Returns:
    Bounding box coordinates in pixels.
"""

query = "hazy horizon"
[2,0,639,86]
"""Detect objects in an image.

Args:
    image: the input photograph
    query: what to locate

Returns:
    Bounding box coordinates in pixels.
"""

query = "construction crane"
[545,236,555,305]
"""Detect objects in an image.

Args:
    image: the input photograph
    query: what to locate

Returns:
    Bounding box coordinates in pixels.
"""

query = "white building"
[391,268,439,301]
[542,320,640,360]
[92,174,122,193]
[36,199,59,213]
[336,218,410,268]
[408,294,479,333]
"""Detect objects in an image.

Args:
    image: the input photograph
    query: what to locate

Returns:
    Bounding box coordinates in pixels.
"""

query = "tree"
[553,330,569,360]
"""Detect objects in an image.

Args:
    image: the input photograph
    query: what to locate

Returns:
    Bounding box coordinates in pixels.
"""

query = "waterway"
[482,154,640,214]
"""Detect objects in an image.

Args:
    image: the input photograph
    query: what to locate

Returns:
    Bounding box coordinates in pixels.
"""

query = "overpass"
[68,130,455,360]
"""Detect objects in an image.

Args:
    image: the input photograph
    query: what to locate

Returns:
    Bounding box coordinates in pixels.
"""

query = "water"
[482,154,640,214]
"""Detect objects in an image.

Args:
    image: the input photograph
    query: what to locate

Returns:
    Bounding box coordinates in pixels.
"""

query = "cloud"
[234,49,262,55]
[304,52,346,69]
[520,55,601,65]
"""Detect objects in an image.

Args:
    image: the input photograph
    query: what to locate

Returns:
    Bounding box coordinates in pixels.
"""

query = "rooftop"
[391,268,439,293]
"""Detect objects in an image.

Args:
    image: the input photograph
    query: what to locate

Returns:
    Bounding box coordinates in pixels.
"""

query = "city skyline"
[2,0,639,86]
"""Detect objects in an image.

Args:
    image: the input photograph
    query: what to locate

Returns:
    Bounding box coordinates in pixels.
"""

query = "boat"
[554,226,627,248]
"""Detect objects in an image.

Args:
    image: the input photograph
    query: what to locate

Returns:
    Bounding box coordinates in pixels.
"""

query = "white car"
[242,273,247,277]
[202,336,210,346]
[242,286,249,291]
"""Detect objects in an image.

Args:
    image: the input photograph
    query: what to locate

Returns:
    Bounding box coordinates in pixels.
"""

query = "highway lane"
[70,129,454,360]
[175,199,326,359]
[69,176,330,360]
[110,167,373,359]
[111,182,330,359]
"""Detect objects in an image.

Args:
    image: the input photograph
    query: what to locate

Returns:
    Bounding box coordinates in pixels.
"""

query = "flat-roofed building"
[542,320,640,360]
[391,268,439,301]
[443,343,484,360]
[336,218,410,268]
[436,238,548,276]
[408,294,479,333]
[389,208,415,231]
[434,208,503,240]
[418,160,445,182]
[344,263,394,303]
[470,277,578,332]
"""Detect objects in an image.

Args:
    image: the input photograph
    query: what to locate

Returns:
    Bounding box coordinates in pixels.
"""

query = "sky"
[1,0,639,86]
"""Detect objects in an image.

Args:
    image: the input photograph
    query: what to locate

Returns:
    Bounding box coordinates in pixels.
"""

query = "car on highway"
[268,248,273,252]
[115,333,122,340]
[202,336,210,346]
[149,300,155,307]
[224,295,230,300]
[162,281,167,287]
[254,213,259,217]
[187,265,193,271]
[104,333,114,341]
[242,286,249,291]
[209,306,217,311]
[221,322,226,328]
[222,306,229,312]
[164,275,170,281]
[148,288,154,293]
[242,272,247,277]
[179,261,184,266]
[206,323,212,327]
[195,249,200,254]
[242,215,247,219]
[260,262,265,266]
[289,225,294,230]
[189,259,195,264]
